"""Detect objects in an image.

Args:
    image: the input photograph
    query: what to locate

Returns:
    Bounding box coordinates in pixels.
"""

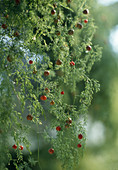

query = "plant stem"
[37,125,42,170]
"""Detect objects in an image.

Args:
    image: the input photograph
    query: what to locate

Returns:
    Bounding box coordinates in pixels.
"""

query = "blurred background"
[5,0,118,169]
[78,0,118,169]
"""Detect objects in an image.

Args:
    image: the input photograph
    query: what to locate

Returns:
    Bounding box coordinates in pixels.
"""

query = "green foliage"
[0,0,101,169]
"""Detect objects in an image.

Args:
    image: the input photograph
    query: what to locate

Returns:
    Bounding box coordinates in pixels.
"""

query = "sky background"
[98,0,118,54]
[98,0,118,6]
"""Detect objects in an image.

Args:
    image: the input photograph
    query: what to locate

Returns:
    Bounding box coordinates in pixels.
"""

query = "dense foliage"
[0,0,102,169]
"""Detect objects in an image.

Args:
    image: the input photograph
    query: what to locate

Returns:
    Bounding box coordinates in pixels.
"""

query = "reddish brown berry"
[29,60,33,64]
[44,70,50,76]
[4,14,9,19]
[68,29,74,35]
[61,91,64,95]
[40,95,47,101]
[67,0,71,3]
[66,118,72,124]
[68,118,72,124]
[14,31,19,37]
[77,143,82,148]
[19,145,23,150]
[70,61,75,66]
[7,55,12,62]
[12,144,17,149]
[84,19,88,23]
[48,148,54,154]
[50,100,55,105]
[56,59,62,65]
[54,19,59,24]
[2,24,7,29]
[27,114,33,120]
[15,0,20,5]
[75,22,83,29]
[56,126,61,131]
[78,134,83,139]
[56,31,61,36]
[51,9,56,15]
[83,9,89,14]
[86,45,92,51]
[45,88,50,93]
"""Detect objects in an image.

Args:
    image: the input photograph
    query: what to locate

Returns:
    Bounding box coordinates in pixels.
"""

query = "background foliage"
[1,0,118,170]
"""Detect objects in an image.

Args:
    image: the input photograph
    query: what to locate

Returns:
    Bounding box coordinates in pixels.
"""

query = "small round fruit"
[86,45,92,51]
[70,61,75,66]
[40,95,47,101]
[2,24,7,29]
[5,14,9,19]
[44,70,50,76]
[51,9,56,15]
[48,148,54,154]
[29,60,33,64]
[56,31,61,36]
[56,59,62,65]
[54,19,59,24]
[27,114,33,120]
[45,88,50,93]
[50,100,55,105]
[56,126,61,131]
[77,143,82,148]
[61,91,64,95]
[75,22,83,29]
[78,134,83,139]
[66,118,72,124]
[68,118,72,124]
[19,145,23,150]
[7,55,12,62]
[15,0,20,5]
[12,144,17,149]
[14,31,19,37]
[84,19,88,23]
[67,0,71,3]
[68,29,74,35]
[83,9,89,14]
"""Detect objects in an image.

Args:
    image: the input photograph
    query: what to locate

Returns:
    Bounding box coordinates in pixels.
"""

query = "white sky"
[109,25,118,53]
[86,117,105,146]
[97,0,118,53]
[98,0,118,6]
